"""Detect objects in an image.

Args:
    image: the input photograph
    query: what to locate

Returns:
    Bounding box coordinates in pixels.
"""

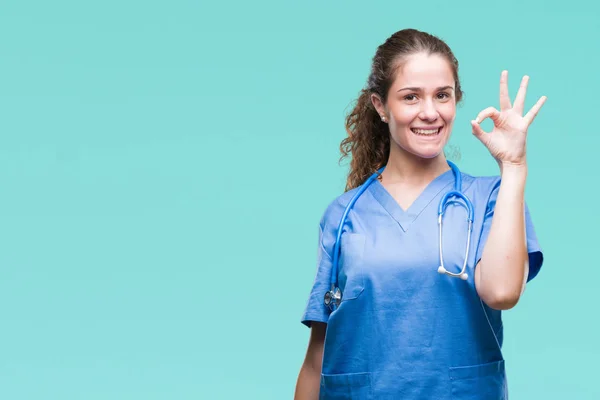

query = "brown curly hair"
[340,29,464,191]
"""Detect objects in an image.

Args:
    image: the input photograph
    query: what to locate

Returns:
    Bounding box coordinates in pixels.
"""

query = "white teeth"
[412,128,440,135]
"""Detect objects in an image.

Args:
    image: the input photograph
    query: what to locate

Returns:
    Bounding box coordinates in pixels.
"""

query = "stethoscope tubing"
[326,161,474,310]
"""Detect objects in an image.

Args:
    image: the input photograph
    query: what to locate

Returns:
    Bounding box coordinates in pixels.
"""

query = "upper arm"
[303,322,326,371]
[301,200,345,328]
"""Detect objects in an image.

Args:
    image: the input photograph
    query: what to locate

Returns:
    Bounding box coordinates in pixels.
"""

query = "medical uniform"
[301,169,543,399]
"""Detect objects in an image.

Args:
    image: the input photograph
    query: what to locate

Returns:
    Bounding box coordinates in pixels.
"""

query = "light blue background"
[0,1,597,399]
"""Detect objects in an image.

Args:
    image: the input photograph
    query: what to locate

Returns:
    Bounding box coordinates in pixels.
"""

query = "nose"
[419,98,439,121]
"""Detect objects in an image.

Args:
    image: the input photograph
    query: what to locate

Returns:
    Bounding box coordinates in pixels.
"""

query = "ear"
[370,93,387,119]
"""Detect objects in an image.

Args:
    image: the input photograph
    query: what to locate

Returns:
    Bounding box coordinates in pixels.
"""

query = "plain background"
[0,0,598,398]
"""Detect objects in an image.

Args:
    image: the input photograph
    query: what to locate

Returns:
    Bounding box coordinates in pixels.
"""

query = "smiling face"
[372,52,457,160]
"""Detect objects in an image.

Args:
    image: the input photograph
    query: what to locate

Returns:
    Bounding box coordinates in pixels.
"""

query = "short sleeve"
[300,200,343,328]
[475,178,544,283]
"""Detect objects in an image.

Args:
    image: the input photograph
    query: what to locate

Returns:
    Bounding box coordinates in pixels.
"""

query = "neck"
[382,146,450,186]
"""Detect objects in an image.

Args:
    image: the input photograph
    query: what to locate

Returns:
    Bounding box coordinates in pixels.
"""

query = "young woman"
[294,29,546,399]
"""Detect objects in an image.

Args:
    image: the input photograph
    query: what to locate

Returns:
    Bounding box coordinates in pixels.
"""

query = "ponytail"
[340,89,390,191]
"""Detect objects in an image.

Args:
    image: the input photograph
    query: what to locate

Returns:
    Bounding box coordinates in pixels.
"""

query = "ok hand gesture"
[471,71,547,167]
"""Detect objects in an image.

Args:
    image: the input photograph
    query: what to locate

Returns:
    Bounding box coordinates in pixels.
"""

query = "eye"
[437,92,451,100]
[404,94,418,102]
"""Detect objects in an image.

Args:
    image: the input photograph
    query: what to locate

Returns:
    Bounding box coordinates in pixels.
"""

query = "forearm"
[295,323,325,400]
[476,163,529,310]
[294,362,321,400]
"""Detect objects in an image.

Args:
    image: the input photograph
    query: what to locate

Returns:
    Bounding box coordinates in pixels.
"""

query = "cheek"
[391,107,418,126]
[440,103,457,122]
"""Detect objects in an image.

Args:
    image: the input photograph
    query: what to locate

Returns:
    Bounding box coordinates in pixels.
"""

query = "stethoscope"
[324,161,475,311]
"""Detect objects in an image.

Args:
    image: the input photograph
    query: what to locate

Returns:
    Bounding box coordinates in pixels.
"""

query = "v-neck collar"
[368,169,455,232]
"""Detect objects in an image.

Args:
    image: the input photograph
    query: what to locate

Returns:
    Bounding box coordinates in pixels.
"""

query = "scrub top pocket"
[449,360,507,400]
[338,233,366,301]
[320,372,372,400]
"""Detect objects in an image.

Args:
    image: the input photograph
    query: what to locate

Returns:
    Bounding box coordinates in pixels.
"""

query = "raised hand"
[471,71,547,166]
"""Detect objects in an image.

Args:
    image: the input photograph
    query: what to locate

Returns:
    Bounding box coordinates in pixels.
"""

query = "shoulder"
[459,171,503,213]
[460,171,502,195]
[318,187,362,231]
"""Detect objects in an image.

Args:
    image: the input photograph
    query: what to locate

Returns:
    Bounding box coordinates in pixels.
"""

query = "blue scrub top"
[301,170,543,400]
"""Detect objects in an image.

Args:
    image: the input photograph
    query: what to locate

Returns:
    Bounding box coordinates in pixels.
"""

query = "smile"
[411,127,442,136]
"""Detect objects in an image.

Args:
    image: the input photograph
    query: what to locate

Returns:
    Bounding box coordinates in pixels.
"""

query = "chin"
[418,151,444,159]
[406,144,446,159]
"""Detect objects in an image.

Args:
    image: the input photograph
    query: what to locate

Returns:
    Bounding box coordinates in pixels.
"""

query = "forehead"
[391,52,454,89]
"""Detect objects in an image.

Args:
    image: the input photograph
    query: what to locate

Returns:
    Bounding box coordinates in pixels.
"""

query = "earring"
[381,116,387,123]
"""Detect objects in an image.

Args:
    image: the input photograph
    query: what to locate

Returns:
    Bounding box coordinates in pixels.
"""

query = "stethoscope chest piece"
[324,287,342,311]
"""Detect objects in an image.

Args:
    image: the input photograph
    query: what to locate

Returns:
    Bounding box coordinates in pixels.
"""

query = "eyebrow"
[397,86,454,92]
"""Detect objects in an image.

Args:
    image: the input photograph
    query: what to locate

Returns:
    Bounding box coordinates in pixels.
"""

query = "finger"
[513,75,530,115]
[524,96,547,125]
[471,119,488,140]
[475,106,502,126]
[499,70,511,111]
